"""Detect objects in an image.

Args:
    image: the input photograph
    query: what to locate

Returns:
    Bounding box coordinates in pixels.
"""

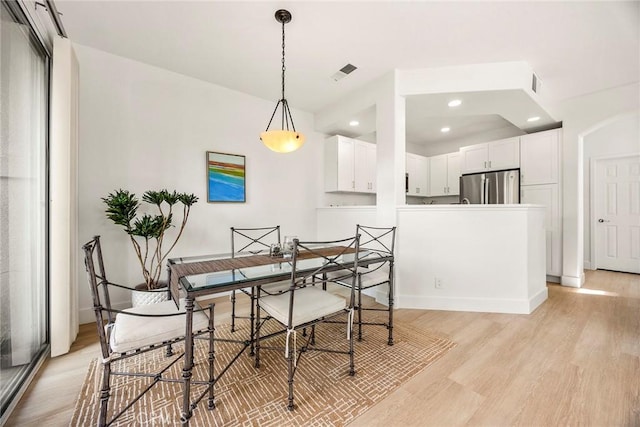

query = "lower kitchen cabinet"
[521,183,562,277]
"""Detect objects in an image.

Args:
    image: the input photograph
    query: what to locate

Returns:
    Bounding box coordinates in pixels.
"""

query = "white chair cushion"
[110,298,209,354]
[358,268,391,288]
[258,287,346,328]
[238,280,290,296]
[327,268,390,288]
[260,280,291,295]
[325,270,356,283]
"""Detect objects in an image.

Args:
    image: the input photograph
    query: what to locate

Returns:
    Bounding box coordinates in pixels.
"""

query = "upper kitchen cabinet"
[354,140,377,192]
[324,135,376,194]
[520,128,560,185]
[406,153,429,196]
[459,136,521,174]
[429,152,460,196]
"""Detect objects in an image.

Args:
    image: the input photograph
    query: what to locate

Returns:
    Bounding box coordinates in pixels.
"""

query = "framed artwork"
[206,151,246,203]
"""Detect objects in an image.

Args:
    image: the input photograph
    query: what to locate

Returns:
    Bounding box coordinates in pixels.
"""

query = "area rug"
[70,313,455,426]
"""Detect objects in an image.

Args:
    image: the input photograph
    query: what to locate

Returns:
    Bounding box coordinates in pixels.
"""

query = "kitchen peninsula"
[317,204,547,314]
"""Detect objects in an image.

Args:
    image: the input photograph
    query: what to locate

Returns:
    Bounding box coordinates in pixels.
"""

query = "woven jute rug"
[71,313,455,426]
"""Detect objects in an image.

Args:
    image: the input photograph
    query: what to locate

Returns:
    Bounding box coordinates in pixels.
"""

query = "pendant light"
[260,9,306,153]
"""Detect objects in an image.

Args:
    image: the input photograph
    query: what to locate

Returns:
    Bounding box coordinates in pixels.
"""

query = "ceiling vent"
[331,63,358,82]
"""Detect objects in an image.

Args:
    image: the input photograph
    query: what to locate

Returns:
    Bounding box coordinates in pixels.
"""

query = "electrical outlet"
[434,278,443,289]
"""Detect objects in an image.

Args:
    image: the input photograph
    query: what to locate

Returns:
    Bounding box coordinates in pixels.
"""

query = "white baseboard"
[396,288,548,315]
[561,273,585,288]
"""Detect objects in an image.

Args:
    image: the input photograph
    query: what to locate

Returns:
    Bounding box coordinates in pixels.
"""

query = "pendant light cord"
[281,19,286,101]
[262,9,299,136]
[280,19,289,130]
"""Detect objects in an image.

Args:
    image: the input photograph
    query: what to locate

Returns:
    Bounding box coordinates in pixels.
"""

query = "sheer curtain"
[0,2,49,418]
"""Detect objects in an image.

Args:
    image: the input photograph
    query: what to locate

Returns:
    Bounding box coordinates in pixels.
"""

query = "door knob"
[598,219,610,223]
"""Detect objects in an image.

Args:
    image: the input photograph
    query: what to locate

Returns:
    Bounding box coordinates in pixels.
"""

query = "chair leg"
[348,318,355,376]
[166,343,174,357]
[254,300,261,369]
[387,263,395,346]
[309,325,316,346]
[230,290,237,332]
[99,361,111,427]
[286,342,295,411]
[357,275,363,341]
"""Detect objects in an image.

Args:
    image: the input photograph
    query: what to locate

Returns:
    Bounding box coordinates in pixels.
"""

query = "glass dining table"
[166,245,393,424]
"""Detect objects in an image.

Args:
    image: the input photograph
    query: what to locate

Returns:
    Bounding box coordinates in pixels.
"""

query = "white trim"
[397,288,548,315]
[589,152,640,271]
[561,273,585,288]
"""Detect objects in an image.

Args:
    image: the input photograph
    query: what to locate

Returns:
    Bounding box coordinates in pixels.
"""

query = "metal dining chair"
[331,225,397,345]
[254,234,360,411]
[82,236,214,426]
[229,226,290,349]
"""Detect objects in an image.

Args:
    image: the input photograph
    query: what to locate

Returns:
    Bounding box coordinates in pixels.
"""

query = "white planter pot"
[131,285,170,307]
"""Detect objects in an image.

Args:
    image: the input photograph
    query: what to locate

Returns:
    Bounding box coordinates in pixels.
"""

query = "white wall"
[582,110,640,268]
[553,82,640,286]
[75,44,324,323]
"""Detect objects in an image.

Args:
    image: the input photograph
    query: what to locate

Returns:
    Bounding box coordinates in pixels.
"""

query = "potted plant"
[102,189,198,305]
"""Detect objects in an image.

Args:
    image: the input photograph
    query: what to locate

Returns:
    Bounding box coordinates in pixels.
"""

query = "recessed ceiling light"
[441,127,451,133]
[448,99,462,107]
[349,120,359,126]
[527,116,541,122]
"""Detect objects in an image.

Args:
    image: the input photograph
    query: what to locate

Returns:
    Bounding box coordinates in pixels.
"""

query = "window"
[0,1,50,419]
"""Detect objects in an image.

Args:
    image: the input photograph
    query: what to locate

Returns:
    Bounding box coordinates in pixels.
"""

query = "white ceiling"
[55,0,639,145]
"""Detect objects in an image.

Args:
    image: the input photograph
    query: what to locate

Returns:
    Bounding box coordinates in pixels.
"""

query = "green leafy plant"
[102,189,199,290]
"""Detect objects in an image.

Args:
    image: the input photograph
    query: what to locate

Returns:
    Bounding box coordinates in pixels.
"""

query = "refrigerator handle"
[481,176,487,204]
[508,173,516,203]
[505,175,510,204]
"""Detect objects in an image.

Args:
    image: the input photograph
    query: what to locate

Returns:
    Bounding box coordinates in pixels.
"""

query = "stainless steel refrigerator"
[459,169,520,204]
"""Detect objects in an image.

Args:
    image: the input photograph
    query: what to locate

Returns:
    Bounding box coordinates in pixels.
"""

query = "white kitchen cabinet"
[459,136,520,174]
[428,152,460,196]
[459,143,488,174]
[324,135,376,194]
[521,184,561,277]
[354,140,376,192]
[520,129,560,185]
[447,153,461,195]
[406,153,429,196]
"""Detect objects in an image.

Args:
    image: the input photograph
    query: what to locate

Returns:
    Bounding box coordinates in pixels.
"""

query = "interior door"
[594,155,640,273]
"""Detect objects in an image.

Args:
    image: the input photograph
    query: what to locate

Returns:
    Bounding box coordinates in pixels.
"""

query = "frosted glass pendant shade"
[260,130,306,153]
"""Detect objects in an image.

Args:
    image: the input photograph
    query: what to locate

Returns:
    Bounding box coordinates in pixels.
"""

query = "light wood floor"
[6,270,640,426]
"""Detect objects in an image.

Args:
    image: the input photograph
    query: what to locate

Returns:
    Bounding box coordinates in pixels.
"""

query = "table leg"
[181,296,194,425]
[250,287,255,356]
[207,303,215,410]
